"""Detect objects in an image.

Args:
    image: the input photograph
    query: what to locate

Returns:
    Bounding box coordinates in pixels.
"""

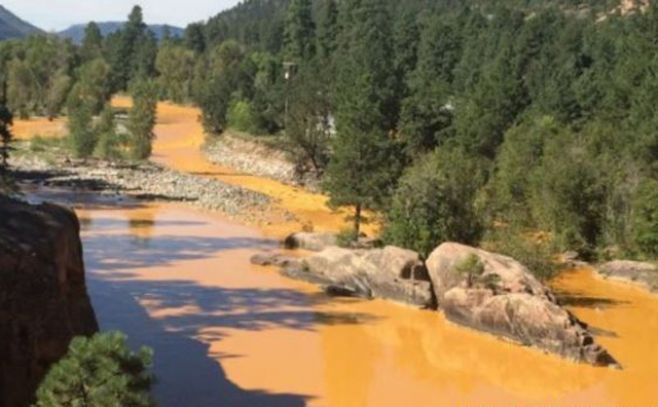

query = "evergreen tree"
[283,0,315,63]
[80,22,103,63]
[317,0,338,60]
[35,332,154,407]
[94,104,123,160]
[109,6,149,91]
[185,22,207,54]
[128,79,158,160]
[45,69,72,119]
[66,86,97,158]
[399,15,461,157]
[75,58,112,115]
[324,0,400,236]
[286,63,332,176]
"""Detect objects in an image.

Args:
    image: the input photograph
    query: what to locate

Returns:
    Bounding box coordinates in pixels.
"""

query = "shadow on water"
[81,215,378,407]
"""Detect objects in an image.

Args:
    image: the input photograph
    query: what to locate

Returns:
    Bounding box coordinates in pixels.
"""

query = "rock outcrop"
[283,232,338,251]
[0,197,98,406]
[426,243,619,367]
[302,246,434,307]
[597,260,658,293]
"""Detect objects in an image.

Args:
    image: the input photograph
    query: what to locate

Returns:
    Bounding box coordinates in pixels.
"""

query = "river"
[16,100,658,406]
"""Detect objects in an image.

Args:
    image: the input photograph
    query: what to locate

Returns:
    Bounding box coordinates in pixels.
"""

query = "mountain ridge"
[58,22,184,43]
[0,5,42,40]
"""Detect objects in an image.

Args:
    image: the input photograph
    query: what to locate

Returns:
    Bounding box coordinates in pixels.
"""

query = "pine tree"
[35,332,154,407]
[283,0,315,63]
[399,15,461,156]
[128,79,158,160]
[324,0,400,236]
[66,86,97,158]
[317,0,338,60]
[80,22,103,63]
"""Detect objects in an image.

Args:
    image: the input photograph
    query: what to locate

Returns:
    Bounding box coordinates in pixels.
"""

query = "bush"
[482,226,559,282]
[632,178,658,257]
[336,228,359,248]
[383,146,485,257]
[227,99,257,133]
[35,332,154,407]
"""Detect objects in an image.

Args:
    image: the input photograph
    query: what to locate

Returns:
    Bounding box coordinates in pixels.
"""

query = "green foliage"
[324,0,401,236]
[455,254,485,287]
[336,227,359,248]
[35,332,154,407]
[283,0,315,62]
[75,58,112,115]
[483,226,559,282]
[156,45,195,103]
[227,98,257,133]
[632,179,658,257]
[80,22,103,63]
[66,87,97,158]
[383,146,484,257]
[94,105,124,160]
[127,79,158,160]
[285,63,331,176]
[4,35,76,118]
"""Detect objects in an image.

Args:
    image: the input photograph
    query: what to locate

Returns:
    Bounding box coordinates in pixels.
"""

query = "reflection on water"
[65,197,658,407]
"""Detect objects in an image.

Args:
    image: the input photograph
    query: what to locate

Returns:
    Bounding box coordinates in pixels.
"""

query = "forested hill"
[195,0,646,52]
[59,22,184,44]
[0,0,656,266]
[0,5,42,40]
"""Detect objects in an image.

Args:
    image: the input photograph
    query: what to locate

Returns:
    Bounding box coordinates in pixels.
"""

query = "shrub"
[227,99,257,133]
[35,332,154,407]
[455,254,485,287]
[482,226,559,282]
[632,178,658,257]
[383,146,485,257]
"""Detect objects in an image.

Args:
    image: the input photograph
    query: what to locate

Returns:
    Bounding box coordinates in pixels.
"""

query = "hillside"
[0,5,42,40]
[59,22,184,43]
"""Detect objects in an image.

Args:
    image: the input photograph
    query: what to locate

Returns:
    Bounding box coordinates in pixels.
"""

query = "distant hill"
[0,5,42,40]
[58,22,184,43]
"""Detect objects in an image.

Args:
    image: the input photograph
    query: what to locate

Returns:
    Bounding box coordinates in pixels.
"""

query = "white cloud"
[2,0,242,31]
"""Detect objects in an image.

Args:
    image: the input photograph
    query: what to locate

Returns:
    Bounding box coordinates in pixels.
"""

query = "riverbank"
[10,99,658,406]
[10,144,292,227]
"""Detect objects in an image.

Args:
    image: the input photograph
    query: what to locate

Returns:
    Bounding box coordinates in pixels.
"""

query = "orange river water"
[15,99,658,406]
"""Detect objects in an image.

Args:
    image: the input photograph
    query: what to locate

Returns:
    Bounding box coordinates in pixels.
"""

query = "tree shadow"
[81,220,379,406]
[554,290,629,309]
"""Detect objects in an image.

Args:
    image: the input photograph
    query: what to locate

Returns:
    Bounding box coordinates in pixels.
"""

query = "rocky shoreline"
[253,233,621,368]
[10,151,296,226]
[597,260,658,293]
[203,132,321,191]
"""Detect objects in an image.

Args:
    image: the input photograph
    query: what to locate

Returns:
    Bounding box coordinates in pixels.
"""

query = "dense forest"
[0,0,656,270]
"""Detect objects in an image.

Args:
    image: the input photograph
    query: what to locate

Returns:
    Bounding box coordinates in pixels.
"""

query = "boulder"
[250,252,303,269]
[426,242,619,367]
[283,232,337,251]
[598,260,658,292]
[0,197,99,406]
[302,246,434,308]
[426,242,551,304]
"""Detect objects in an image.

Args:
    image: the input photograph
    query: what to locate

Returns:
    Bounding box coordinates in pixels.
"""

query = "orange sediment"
[22,97,658,405]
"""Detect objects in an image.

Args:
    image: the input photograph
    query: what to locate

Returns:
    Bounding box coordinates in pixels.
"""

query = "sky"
[2,0,242,31]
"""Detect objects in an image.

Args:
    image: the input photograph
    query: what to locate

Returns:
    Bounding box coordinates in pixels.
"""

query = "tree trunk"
[353,203,362,238]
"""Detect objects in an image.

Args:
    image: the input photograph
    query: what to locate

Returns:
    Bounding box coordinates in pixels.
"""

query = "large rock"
[598,260,658,292]
[426,242,619,367]
[0,197,99,406]
[302,246,434,308]
[283,232,337,251]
